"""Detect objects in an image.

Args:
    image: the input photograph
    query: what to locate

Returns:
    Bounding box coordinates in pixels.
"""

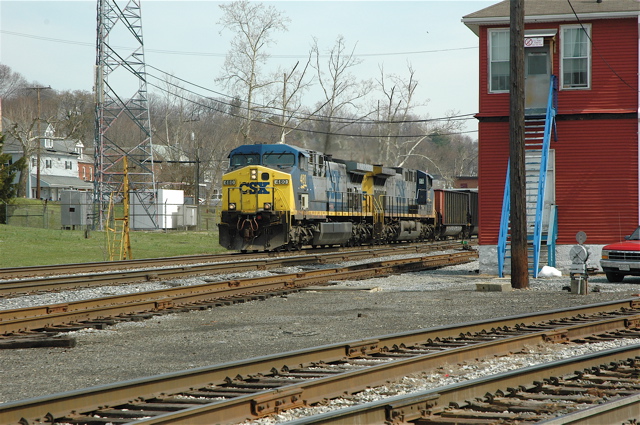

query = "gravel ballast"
[1,257,640,405]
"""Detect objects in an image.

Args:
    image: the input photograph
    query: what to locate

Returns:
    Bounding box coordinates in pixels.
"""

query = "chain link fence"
[1,199,221,231]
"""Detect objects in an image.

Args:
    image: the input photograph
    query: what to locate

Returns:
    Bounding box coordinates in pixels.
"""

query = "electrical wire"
[144,76,478,140]
[0,29,478,59]
[565,0,638,92]
[146,64,476,127]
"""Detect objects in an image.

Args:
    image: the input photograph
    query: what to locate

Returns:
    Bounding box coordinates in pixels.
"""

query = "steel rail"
[0,240,468,281]
[1,299,639,425]
[537,393,640,425]
[280,345,640,425]
[0,251,477,335]
[114,312,640,425]
[0,242,466,296]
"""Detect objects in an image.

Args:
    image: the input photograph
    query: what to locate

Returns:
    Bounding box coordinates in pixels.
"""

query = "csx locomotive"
[218,143,476,251]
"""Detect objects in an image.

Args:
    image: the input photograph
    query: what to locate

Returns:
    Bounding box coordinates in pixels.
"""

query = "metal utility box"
[177,205,198,228]
[61,191,92,229]
[130,189,184,230]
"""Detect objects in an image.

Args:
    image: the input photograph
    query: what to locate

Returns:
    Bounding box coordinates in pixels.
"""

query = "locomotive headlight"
[228,203,236,210]
[263,202,272,210]
[601,250,609,260]
[250,169,258,180]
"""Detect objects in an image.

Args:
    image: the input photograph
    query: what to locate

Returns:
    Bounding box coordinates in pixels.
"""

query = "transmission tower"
[94,0,157,230]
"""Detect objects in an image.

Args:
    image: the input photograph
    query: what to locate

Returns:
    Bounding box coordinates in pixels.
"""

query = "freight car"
[434,188,478,239]
[218,143,475,252]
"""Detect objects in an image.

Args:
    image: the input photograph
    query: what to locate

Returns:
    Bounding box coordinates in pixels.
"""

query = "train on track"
[218,143,477,251]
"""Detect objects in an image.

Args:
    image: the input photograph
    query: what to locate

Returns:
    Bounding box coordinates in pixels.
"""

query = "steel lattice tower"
[94,0,157,229]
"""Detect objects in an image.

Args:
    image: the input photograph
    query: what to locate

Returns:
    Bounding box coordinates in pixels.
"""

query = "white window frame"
[560,24,591,90]
[488,29,510,93]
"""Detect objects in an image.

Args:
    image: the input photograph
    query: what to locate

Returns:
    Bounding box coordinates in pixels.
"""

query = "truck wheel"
[605,272,625,283]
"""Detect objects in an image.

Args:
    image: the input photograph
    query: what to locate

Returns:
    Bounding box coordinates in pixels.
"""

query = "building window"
[82,167,86,180]
[44,138,53,148]
[31,158,37,167]
[65,161,73,170]
[45,159,52,168]
[561,25,590,89]
[489,29,510,92]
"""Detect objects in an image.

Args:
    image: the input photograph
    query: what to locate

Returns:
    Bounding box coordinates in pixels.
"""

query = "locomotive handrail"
[271,186,290,212]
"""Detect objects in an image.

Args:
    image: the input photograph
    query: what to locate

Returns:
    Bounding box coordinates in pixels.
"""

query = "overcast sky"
[0,0,499,136]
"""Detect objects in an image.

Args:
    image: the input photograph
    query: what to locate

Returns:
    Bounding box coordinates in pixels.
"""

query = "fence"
[1,199,221,232]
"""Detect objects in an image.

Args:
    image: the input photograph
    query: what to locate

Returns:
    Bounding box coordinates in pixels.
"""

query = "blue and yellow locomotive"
[219,144,436,251]
[218,143,446,251]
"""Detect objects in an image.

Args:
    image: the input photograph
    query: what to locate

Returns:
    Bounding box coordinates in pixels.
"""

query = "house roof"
[462,0,640,35]
[32,175,93,190]
[1,116,87,156]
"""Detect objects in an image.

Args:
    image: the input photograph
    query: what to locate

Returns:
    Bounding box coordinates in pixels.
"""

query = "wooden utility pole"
[26,85,51,200]
[509,0,529,288]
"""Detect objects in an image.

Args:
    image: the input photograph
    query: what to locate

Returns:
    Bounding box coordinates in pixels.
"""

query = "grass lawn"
[0,224,227,268]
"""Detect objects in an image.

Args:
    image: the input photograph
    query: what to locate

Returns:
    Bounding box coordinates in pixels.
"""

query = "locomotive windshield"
[263,152,295,167]
[230,154,260,167]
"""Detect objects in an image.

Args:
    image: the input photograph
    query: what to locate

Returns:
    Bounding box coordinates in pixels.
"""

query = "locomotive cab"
[218,145,299,251]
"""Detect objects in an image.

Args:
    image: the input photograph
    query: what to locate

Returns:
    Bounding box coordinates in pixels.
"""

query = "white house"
[3,120,93,200]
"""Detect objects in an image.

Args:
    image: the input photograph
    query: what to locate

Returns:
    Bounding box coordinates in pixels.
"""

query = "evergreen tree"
[0,132,25,223]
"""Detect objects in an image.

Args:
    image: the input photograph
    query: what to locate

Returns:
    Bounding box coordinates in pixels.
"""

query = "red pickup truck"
[600,226,640,282]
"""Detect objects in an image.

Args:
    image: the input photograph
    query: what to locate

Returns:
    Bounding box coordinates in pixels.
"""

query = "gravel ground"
[1,256,640,405]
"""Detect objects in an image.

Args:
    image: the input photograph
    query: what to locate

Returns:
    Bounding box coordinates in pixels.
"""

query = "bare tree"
[217,0,290,144]
[264,59,314,144]
[373,63,426,165]
[0,64,27,100]
[55,90,94,146]
[311,35,373,154]
[3,88,91,197]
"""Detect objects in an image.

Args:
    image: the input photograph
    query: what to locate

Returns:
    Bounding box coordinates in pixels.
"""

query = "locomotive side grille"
[609,251,640,261]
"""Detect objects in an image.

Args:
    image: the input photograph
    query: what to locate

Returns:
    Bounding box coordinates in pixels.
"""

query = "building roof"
[1,116,86,156]
[32,175,93,190]
[463,0,640,35]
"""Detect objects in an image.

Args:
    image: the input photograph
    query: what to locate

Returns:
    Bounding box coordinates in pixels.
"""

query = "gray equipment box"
[61,191,92,228]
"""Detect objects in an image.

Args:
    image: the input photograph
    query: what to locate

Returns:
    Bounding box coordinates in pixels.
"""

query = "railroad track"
[2,299,639,425]
[0,250,477,342]
[0,240,470,281]
[284,345,640,425]
[0,241,469,297]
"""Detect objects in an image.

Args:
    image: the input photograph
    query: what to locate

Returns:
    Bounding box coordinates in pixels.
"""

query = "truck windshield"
[230,154,260,167]
[630,227,640,240]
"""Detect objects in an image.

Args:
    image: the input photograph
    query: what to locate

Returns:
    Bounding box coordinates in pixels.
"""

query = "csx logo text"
[240,182,270,194]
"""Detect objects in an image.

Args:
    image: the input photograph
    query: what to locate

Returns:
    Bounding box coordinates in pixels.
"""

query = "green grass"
[0,224,227,268]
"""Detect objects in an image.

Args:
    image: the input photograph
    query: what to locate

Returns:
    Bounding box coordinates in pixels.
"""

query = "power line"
[145,76,477,141]
[0,29,478,59]
[145,65,476,127]
[565,0,638,92]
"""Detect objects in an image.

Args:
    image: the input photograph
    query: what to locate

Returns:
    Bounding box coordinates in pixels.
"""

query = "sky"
[0,0,499,137]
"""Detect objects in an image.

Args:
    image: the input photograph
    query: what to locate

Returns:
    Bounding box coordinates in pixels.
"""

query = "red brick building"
[463,0,639,275]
